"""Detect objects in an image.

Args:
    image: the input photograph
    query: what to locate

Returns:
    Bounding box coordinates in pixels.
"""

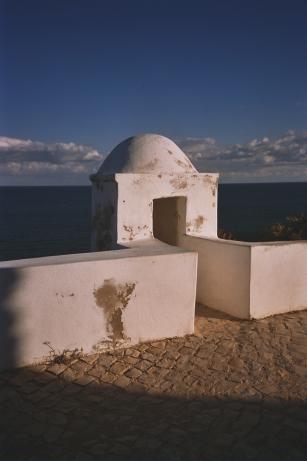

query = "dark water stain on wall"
[92,205,114,250]
[93,279,136,344]
[90,175,104,191]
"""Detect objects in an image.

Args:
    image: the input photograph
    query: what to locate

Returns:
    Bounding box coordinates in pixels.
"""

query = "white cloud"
[0,136,103,184]
[1,131,307,184]
[179,130,307,182]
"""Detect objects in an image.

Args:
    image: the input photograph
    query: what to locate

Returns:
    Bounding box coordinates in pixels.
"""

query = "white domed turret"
[91,133,218,252]
[98,133,197,175]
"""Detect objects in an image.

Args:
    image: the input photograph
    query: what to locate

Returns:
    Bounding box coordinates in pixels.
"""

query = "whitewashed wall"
[0,245,197,369]
[178,235,251,318]
[91,173,219,250]
[179,234,307,319]
[250,242,307,318]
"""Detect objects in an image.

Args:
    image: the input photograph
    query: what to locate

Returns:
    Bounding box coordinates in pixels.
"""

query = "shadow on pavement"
[0,366,306,460]
[0,268,19,370]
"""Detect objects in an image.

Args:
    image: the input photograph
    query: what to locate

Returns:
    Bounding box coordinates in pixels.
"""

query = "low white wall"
[178,235,251,319]
[179,234,307,319]
[0,245,197,369]
[250,242,307,318]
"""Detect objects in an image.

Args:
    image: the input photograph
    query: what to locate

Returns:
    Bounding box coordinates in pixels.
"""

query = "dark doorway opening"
[153,196,187,246]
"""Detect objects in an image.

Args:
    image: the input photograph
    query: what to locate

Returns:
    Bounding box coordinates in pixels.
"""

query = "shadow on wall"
[0,268,19,369]
[0,368,306,460]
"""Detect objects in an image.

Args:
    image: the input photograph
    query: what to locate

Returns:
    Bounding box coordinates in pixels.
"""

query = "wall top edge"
[187,235,307,249]
[0,243,197,270]
[91,172,219,182]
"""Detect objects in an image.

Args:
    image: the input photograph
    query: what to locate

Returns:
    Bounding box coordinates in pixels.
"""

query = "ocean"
[0,182,307,262]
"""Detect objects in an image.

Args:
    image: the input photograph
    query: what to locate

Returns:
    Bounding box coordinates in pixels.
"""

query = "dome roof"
[98,134,197,175]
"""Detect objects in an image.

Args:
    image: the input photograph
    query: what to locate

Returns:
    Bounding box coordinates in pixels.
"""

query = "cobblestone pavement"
[1,305,307,460]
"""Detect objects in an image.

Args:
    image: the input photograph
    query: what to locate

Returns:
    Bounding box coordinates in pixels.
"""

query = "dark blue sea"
[0,183,307,262]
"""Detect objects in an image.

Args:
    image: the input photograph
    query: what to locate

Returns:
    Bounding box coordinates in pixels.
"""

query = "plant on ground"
[43,341,83,365]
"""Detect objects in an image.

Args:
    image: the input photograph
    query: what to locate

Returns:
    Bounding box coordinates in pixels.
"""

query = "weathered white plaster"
[91,134,218,250]
[250,241,307,318]
[178,235,251,319]
[1,132,307,370]
[98,133,197,175]
[178,235,307,319]
[116,173,218,244]
[91,174,218,249]
[0,242,197,369]
[92,133,307,321]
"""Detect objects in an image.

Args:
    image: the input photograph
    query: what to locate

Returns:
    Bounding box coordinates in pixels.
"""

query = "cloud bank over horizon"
[0,137,104,185]
[1,130,307,185]
[180,130,307,182]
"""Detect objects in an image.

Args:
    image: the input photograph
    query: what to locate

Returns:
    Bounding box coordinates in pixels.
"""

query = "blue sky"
[0,0,307,184]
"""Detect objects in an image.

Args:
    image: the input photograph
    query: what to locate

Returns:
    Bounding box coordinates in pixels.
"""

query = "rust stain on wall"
[132,177,145,186]
[123,224,137,240]
[93,279,136,344]
[170,177,188,189]
[203,175,218,187]
[176,159,193,170]
[123,224,148,240]
[194,215,205,231]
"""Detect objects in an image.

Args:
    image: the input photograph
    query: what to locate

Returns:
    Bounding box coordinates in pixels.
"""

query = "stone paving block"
[46,363,67,375]
[30,371,57,385]
[109,361,130,375]
[60,367,79,381]
[96,354,116,368]
[124,348,141,358]
[71,360,93,374]
[139,351,157,362]
[158,357,176,369]
[27,389,52,403]
[124,367,142,379]
[135,359,152,371]
[125,356,139,365]
[43,426,63,443]
[147,365,169,378]
[80,353,99,365]
[20,381,40,394]
[99,371,116,384]
[74,375,96,386]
